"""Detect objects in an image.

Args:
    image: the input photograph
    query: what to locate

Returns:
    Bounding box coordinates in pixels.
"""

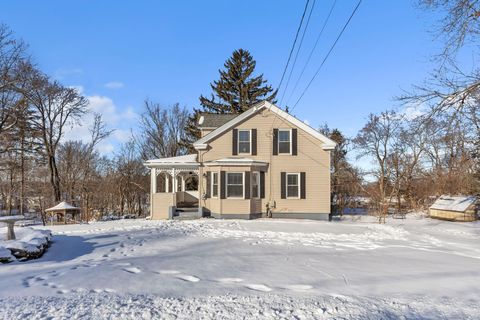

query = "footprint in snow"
[56,289,70,294]
[158,270,180,275]
[176,274,200,282]
[244,284,272,292]
[282,284,313,291]
[123,267,142,274]
[217,278,244,283]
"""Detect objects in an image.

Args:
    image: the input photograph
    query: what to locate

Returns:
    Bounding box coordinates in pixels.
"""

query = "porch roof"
[144,154,199,168]
[204,157,269,167]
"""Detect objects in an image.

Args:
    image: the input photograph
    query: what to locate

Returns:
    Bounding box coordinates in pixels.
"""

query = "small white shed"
[429,195,478,222]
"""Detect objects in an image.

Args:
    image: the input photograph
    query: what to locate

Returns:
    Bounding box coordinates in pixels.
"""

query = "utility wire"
[292,0,363,110]
[276,0,310,95]
[279,0,317,106]
[286,0,337,106]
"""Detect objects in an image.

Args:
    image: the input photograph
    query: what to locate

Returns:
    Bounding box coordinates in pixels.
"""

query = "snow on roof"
[430,195,477,212]
[45,202,80,212]
[145,154,198,166]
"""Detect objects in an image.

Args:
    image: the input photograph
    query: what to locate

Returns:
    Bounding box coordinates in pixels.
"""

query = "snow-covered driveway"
[1,216,479,319]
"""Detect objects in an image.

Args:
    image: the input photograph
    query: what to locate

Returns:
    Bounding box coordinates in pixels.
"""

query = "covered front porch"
[145,154,202,220]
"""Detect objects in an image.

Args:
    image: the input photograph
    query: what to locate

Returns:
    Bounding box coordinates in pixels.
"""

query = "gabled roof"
[198,113,238,128]
[193,101,336,150]
[430,195,477,212]
[45,202,80,212]
[144,154,199,168]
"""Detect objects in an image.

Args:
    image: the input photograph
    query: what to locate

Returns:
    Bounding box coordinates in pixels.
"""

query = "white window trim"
[226,172,245,199]
[211,172,219,198]
[251,171,260,199]
[278,128,292,155]
[286,172,301,199]
[237,129,252,155]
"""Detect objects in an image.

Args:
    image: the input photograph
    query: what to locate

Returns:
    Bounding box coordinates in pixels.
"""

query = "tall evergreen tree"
[182,49,277,152]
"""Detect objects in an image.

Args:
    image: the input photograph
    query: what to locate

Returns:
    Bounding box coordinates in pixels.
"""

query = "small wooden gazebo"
[45,202,81,225]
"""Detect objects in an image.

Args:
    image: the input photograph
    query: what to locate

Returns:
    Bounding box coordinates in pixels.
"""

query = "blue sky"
[2,1,446,156]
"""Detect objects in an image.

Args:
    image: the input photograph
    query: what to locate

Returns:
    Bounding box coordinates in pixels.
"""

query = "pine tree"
[182,49,277,152]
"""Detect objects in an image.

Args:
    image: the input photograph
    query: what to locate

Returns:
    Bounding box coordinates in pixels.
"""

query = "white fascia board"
[263,101,337,149]
[192,100,337,150]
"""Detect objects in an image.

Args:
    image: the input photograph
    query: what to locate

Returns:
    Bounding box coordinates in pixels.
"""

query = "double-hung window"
[211,172,219,198]
[226,172,244,198]
[278,129,291,154]
[286,173,300,198]
[251,172,260,198]
[238,130,251,154]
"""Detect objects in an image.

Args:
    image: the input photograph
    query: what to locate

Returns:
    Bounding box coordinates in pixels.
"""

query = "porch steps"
[173,207,200,220]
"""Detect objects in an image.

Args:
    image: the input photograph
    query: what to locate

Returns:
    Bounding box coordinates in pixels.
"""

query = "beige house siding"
[151,193,175,219]
[198,108,331,217]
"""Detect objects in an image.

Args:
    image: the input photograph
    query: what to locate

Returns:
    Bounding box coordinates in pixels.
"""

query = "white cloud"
[62,90,139,156]
[400,104,426,121]
[104,81,125,89]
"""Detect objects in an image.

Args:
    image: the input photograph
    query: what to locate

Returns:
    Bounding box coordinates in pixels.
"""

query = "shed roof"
[198,113,238,128]
[430,195,477,212]
[45,202,80,212]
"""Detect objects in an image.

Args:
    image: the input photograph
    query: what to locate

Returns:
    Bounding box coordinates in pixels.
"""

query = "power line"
[279,0,317,106]
[292,0,363,110]
[286,0,337,106]
[276,0,310,95]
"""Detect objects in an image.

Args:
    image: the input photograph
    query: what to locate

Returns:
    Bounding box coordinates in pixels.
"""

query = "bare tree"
[354,111,402,222]
[22,71,88,202]
[136,100,189,160]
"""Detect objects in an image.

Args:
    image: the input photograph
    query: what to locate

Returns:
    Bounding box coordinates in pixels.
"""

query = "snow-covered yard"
[1,215,479,319]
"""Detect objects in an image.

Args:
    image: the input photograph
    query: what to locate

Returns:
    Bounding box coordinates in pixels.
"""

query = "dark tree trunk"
[48,154,61,202]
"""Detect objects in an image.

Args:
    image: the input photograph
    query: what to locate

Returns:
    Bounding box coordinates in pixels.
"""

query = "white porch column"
[181,175,186,191]
[150,167,156,218]
[172,168,177,193]
[165,174,170,193]
[151,168,157,194]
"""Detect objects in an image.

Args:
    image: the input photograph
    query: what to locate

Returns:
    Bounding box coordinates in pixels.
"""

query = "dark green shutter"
[273,129,278,155]
[232,129,238,155]
[206,171,211,198]
[244,172,250,199]
[280,172,286,199]
[260,171,265,199]
[300,172,306,199]
[251,129,257,155]
[292,129,298,155]
[220,171,226,199]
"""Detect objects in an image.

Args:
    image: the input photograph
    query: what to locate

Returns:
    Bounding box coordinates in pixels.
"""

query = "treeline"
[341,0,480,218]
[0,24,192,219]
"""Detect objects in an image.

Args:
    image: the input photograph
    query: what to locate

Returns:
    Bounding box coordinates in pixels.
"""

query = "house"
[429,195,478,222]
[144,101,336,220]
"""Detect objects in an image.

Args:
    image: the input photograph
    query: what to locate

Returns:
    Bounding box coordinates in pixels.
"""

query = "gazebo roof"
[45,201,80,212]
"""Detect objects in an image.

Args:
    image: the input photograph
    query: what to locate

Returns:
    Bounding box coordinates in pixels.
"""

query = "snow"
[0,227,51,261]
[0,216,479,319]
[45,201,79,212]
[145,154,198,165]
[0,215,24,222]
[430,195,477,212]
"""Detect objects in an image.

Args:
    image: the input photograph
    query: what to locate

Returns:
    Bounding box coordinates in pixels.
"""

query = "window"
[286,173,300,198]
[211,172,218,198]
[226,172,244,198]
[251,172,260,198]
[278,129,291,154]
[238,130,251,154]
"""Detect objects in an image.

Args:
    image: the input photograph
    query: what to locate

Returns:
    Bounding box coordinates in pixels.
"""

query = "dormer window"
[238,130,251,154]
[278,129,291,154]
